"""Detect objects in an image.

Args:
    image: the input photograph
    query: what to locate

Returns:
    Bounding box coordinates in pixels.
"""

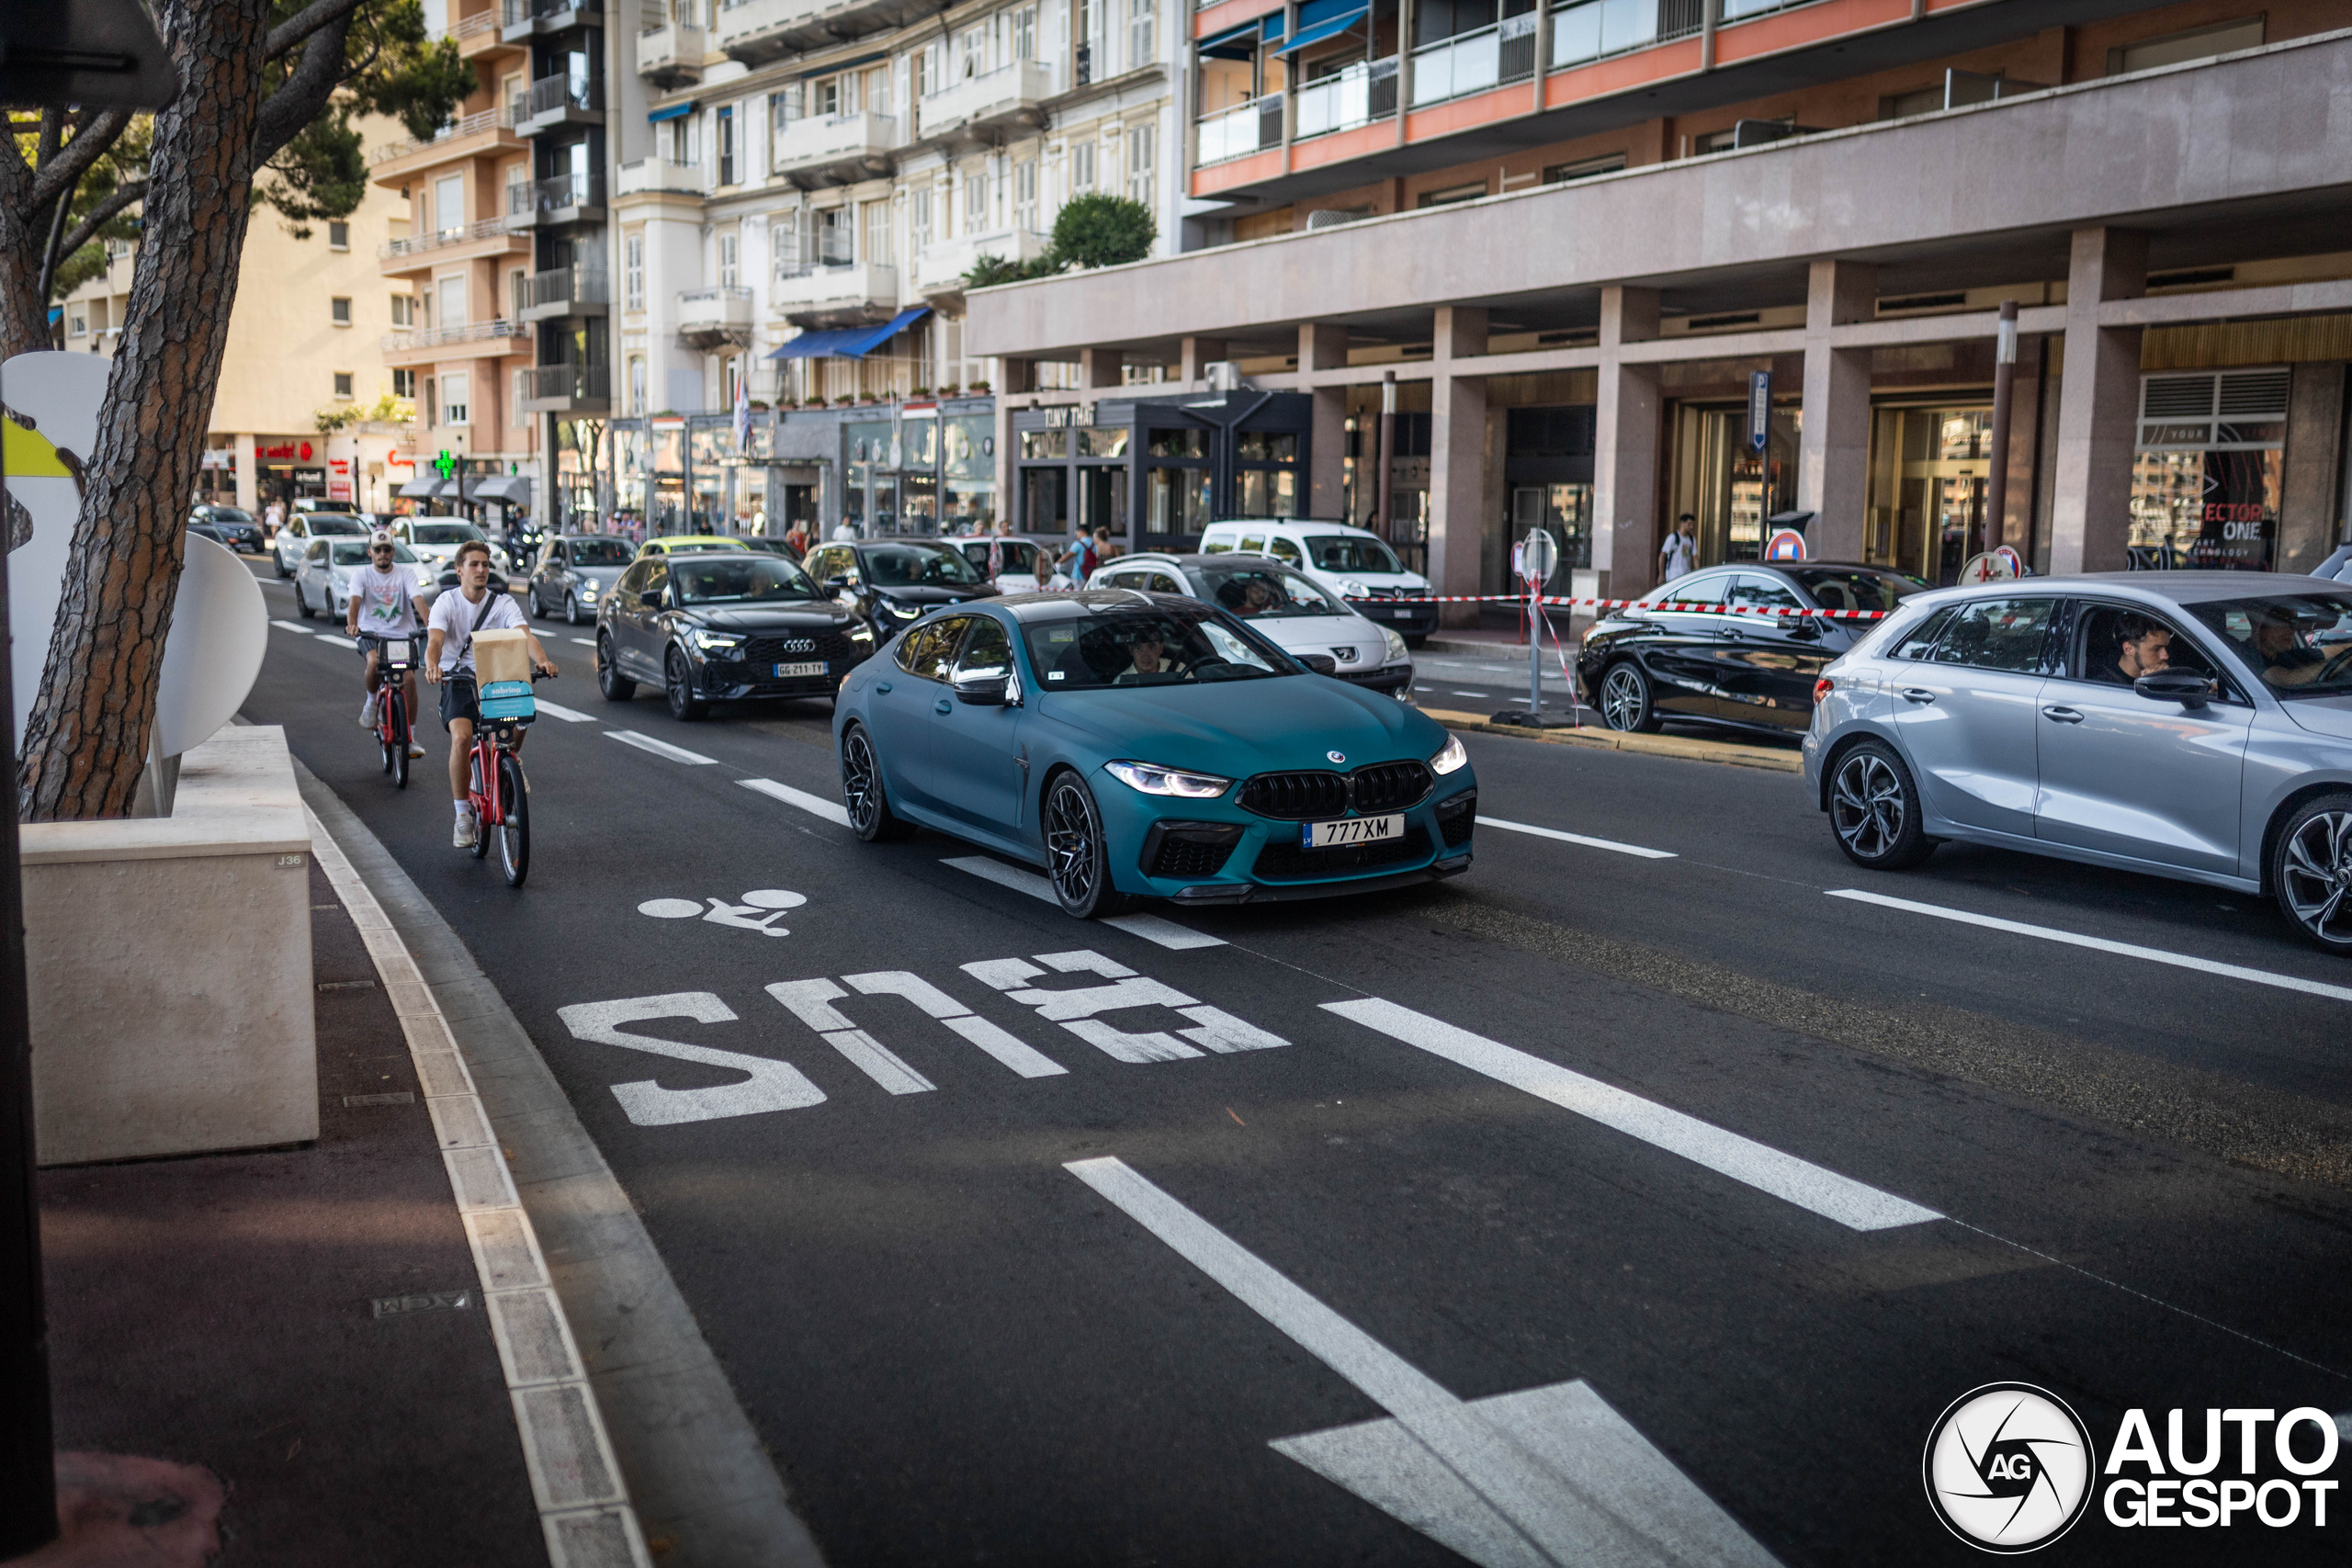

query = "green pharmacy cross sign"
[434,450,458,480]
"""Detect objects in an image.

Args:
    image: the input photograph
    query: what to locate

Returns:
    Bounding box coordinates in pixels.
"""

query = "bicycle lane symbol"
[639,889,808,937]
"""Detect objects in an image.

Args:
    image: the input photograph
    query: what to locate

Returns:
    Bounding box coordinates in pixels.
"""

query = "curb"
[1417,707,1805,773]
[304,801,655,1568]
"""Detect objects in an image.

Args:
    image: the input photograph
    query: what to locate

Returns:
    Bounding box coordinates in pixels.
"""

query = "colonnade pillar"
[1429,306,1488,627]
[1592,286,1659,597]
[1300,322,1350,521]
[1798,258,1875,561]
[2049,227,2146,573]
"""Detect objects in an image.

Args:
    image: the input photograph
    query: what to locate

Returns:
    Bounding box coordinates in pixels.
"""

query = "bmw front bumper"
[1098,773,1476,902]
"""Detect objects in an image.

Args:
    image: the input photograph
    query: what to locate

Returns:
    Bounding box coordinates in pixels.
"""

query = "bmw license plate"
[772,660,827,678]
[1302,814,1402,849]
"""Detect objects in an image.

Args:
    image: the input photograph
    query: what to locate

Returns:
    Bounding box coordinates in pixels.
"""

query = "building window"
[1416,181,1486,208]
[917,45,939,98]
[390,294,415,326]
[334,371,355,400]
[910,185,932,252]
[1544,153,1625,184]
[433,173,464,236]
[67,311,85,337]
[392,367,417,399]
[441,371,469,427]
[719,230,739,288]
[773,210,802,277]
[1014,158,1037,231]
[771,85,800,141]
[510,267,527,321]
[1014,6,1036,59]
[327,220,350,251]
[668,115,697,165]
[1125,121,1154,204]
[863,200,892,265]
[865,65,890,116]
[718,105,736,185]
[2108,17,2264,75]
[813,75,841,116]
[424,377,437,426]
[1127,0,1154,73]
[330,296,353,325]
[514,368,533,424]
[624,232,645,310]
[628,355,648,414]
[1071,140,1095,192]
[963,172,987,235]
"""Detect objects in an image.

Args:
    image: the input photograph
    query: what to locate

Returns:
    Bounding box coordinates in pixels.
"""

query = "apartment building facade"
[965,0,2352,613]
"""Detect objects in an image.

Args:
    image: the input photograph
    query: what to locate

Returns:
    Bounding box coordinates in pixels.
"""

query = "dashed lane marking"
[314,633,359,649]
[941,856,1227,950]
[1322,998,1939,1232]
[605,729,718,766]
[739,777,851,827]
[1476,816,1676,861]
[571,637,597,647]
[1826,888,2352,1005]
[271,619,312,633]
[532,698,594,723]
[1069,1156,1781,1568]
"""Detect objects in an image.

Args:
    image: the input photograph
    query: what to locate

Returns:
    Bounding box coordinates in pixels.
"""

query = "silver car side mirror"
[2133,670,2213,709]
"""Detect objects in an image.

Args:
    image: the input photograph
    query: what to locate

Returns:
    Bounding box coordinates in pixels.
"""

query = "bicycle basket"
[477,679,536,722]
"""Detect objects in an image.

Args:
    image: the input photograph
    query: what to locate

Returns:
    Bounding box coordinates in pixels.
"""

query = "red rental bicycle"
[359,632,417,788]
[467,669,552,887]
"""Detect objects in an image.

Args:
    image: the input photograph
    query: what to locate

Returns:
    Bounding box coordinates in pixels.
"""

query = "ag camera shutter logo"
[1924,1383,2096,1552]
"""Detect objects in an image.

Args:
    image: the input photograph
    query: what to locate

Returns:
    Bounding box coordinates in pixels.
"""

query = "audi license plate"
[1302,814,1402,850]
[772,660,827,678]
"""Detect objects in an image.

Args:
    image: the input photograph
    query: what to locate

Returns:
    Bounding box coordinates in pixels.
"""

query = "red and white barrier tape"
[1345,593,1890,620]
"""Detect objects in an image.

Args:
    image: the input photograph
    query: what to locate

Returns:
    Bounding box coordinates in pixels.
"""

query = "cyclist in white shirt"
[424,540,555,848]
[347,529,429,758]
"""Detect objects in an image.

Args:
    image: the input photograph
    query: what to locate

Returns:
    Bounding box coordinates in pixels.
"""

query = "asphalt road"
[241,562,2352,1567]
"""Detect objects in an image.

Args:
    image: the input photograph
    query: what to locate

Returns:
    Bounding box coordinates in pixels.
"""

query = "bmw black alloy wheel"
[1043,774,1132,919]
[841,724,911,841]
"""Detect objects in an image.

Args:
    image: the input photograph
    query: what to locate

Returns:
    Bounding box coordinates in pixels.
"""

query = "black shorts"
[437,673,479,729]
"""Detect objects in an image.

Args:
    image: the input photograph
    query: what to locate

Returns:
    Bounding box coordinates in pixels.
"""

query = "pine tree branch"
[264,0,373,62]
[28,109,131,211]
[51,182,148,272]
[254,14,358,164]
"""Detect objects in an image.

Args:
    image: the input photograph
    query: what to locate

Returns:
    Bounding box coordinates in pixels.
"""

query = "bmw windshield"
[673,557,821,604]
[1024,606,1292,689]
[2190,592,2352,697]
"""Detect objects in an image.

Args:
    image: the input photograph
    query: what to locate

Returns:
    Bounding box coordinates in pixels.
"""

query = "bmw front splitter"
[1169,853,1470,905]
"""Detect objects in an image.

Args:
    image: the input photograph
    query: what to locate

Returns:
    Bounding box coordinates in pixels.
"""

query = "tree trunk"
[0,196,61,364]
[16,1,274,821]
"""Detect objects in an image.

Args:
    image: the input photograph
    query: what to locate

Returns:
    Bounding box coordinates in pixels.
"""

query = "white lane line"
[1323,998,1939,1232]
[1068,1157,1778,1568]
[531,697,594,723]
[1826,888,2352,1005]
[738,776,851,827]
[1476,817,1676,861]
[605,729,718,766]
[270,619,313,634]
[939,856,1226,949]
[313,632,359,649]
[571,637,597,647]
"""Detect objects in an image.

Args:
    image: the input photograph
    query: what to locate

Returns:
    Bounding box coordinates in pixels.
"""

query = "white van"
[1197,519,1435,646]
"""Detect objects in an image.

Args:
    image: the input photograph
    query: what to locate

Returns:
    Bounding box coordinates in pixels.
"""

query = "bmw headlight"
[1381,626,1408,664]
[1430,734,1469,775]
[1104,761,1233,798]
[691,629,743,652]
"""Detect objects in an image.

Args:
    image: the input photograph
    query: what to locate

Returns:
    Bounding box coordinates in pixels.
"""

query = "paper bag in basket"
[472,627,533,685]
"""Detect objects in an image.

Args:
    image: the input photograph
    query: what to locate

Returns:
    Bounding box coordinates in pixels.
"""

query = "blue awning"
[648,100,695,123]
[768,307,931,361]
[48,306,62,324]
[1273,3,1367,54]
[1198,18,1261,54]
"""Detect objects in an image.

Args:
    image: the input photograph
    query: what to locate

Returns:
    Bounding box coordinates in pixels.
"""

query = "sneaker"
[359,693,379,728]
[408,743,427,759]
[453,813,478,850]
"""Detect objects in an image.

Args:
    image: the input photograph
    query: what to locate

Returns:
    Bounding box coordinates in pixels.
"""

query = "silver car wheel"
[1600,665,1647,731]
[1832,750,1905,861]
[2281,809,2352,947]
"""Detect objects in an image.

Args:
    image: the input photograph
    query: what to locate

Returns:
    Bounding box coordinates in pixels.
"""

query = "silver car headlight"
[1381,626,1408,663]
[577,582,597,598]
[1104,761,1232,798]
[1430,735,1469,775]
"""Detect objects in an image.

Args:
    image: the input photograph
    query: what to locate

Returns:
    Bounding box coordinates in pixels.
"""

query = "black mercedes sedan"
[797,536,1001,643]
[1576,561,1928,738]
[595,550,876,720]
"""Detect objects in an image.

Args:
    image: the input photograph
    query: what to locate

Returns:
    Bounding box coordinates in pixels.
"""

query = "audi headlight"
[882,600,922,619]
[1430,735,1469,775]
[692,629,743,652]
[846,622,875,643]
[1104,761,1232,798]
[1381,626,1408,663]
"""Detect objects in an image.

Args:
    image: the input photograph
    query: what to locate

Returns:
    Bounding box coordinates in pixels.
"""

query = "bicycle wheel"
[497,752,529,887]
[469,750,492,860]
[390,692,410,790]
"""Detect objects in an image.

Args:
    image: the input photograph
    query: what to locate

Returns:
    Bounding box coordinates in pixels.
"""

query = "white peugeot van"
[1197,519,1435,646]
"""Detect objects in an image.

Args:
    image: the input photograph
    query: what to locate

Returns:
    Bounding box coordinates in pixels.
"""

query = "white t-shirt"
[350,565,421,636]
[428,587,526,675]
[1660,531,1697,581]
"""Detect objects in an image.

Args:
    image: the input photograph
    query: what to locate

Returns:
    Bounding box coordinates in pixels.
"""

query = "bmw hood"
[2282,694,2352,741]
[692,604,858,633]
[1046,678,1448,775]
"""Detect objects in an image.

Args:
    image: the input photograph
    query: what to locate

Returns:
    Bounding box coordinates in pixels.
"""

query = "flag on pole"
[732,367,752,450]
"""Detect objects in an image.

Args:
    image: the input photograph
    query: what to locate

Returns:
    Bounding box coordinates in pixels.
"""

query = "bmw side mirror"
[639,588,663,607]
[2133,670,2213,709]
[1299,653,1340,677]
[953,671,1011,706]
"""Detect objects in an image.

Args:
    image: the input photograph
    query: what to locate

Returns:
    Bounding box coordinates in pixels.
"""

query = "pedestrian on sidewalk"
[1660,514,1698,582]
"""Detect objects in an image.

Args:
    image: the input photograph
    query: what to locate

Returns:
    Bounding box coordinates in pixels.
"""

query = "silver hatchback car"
[1804,573,2352,953]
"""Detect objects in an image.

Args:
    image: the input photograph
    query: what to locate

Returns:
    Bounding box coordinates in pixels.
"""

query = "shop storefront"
[1013,390,1312,549]
[1864,402,1995,584]
[554,419,610,533]
[2130,367,2290,570]
[1504,404,1596,579]
[839,405,997,536]
[1668,397,1802,570]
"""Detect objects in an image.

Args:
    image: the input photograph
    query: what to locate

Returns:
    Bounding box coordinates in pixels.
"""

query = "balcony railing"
[1295,58,1397,140]
[379,319,531,353]
[637,20,704,83]
[918,60,1057,139]
[680,285,754,309]
[772,110,898,175]
[508,171,604,216]
[528,363,611,401]
[1196,94,1282,166]
[528,265,609,310]
[368,105,515,164]
[526,72,603,116]
[447,7,499,39]
[1410,13,1537,108]
[379,217,516,257]
[616,156,707,196]
[503,0,599,26]
[1552,0,1703,71]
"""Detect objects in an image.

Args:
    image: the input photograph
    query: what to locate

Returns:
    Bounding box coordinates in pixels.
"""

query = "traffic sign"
[1519,527,1558,584]
[1993,545,2026,576]
[1764,528,1806,562]
[1747,371,1770,454]
[1958,550,2017,582]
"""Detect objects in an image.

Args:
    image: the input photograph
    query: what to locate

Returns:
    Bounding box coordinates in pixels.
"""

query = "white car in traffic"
[291,536,435,622]
[271,508,370,577]
[1085,551,1413,698]
[1197,518,1437,647]
[392,516,510,576]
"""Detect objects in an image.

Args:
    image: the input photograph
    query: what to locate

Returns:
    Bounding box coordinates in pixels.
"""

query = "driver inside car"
[1111,624,1189,683]
[2252,613,2328,688]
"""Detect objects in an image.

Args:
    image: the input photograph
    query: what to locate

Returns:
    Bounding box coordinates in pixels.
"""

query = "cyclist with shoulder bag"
[424,540,556,848]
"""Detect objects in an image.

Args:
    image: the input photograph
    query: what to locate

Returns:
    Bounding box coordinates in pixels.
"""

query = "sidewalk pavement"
[28,845,630,1565]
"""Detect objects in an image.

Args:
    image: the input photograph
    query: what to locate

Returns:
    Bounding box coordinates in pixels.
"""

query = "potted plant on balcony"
[937,383,959,399]
[965,380,990,395]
